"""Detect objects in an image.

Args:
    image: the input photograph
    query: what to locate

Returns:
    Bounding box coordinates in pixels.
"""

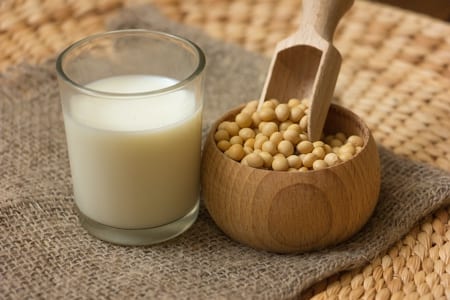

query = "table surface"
[1,0,449,299]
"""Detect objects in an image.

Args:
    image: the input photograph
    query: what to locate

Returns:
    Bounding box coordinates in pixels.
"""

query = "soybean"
[214,98,363,172]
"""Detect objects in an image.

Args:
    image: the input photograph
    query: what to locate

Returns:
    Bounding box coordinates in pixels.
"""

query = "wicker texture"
[1,0,449,299]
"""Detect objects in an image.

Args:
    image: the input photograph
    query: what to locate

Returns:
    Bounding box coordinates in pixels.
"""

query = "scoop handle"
[301,0,354,42]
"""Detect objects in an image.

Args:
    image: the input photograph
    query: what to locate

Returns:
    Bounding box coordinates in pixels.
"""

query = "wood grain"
[201,104,381,253]
[259,0,354,142]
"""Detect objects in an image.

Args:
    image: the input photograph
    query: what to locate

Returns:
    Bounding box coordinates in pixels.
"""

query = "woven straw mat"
[1,0,449,299]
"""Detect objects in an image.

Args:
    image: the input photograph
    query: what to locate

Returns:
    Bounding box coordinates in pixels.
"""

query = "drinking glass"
[56,30,205,245]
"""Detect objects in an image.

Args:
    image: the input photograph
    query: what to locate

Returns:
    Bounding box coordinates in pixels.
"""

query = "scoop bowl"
[201,103,380,253]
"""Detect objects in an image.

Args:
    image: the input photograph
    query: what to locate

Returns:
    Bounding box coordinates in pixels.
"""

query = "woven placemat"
[1,0,450,299]
[1,5,449,299]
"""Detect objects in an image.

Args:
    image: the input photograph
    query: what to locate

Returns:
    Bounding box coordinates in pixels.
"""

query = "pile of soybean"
[214,98,364,171]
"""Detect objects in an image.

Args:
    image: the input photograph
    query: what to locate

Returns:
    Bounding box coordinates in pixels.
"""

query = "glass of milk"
[56,30,205,245]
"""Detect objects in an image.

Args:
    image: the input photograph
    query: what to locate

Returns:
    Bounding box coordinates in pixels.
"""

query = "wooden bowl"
[201,103,380,253]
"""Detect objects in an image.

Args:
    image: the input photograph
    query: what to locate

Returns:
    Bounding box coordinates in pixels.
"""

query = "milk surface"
[63,75,202,228]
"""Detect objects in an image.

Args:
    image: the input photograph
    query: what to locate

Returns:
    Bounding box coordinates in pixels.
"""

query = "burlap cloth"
[1,6,450,299]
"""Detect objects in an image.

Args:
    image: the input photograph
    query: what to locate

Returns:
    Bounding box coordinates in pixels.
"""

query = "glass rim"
[55,29,206,98]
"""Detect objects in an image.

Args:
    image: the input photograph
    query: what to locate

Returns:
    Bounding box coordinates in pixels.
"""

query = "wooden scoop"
[259,0,354,141]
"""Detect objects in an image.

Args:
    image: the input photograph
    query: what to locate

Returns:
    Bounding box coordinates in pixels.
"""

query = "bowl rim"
[206,103,374,174]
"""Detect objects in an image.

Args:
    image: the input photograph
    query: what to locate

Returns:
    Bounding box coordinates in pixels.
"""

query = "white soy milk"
[63,75,202,229]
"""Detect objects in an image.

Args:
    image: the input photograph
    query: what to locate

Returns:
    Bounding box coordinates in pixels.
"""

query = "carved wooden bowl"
[201,103,381,253]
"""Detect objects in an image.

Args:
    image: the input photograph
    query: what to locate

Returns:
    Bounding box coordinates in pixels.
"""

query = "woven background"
[1,0,449,299]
